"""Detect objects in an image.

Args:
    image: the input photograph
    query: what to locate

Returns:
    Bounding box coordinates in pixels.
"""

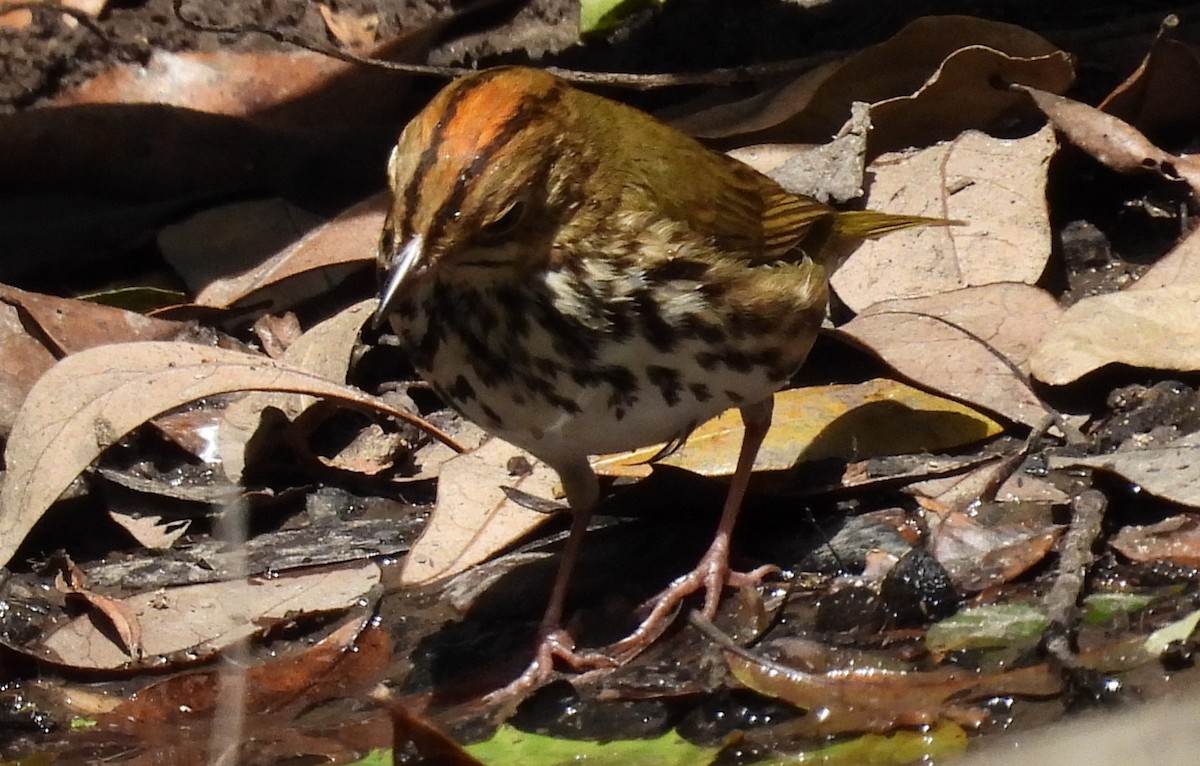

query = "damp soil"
[3,0,1200,763]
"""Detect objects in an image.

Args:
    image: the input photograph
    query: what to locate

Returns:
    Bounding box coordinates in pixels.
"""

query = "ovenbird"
[375,66,935,698]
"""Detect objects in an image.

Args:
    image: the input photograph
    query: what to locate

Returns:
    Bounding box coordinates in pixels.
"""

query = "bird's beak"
[373,234,425,330]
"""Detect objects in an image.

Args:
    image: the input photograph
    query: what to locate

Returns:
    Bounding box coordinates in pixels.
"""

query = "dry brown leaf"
[0,340,450,567]
[401,437,558,586]
[1017,84,1200,195]
[909,460,1070,508]
[251,312,304,359]
[316,423,404,476]
[727,650,1059,735]
[867,44,1072,156]
[220,299,375,483]
[1110,514,1200,565]
[929,508,1061,592]
[318,3,379,50]
[1030,285,1200,385]
[54,568,143,660]
[0,283,184,355]
[404,420,491,483]
[0,284,187,438]
[1047,432,1200,507]
[594,379,1002,479]
[194,193,385,312]
[0,0,106,29]
[837,283,1059,426]
[832,126,1055,311]
[674,15,1070,156]
[55,47,380,120]
[158,199,324,293]
[0,301,56,439]
[1098,17,1200,145]
[37,561,380,670]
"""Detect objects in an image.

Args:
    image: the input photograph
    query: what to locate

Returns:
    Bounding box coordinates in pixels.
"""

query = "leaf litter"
[6,5,1200,765]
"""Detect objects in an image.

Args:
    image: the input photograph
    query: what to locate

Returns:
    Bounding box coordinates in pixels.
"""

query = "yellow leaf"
[593,378,1001,478]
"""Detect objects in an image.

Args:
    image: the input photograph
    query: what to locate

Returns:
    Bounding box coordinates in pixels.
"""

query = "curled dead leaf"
[0,340,458,567]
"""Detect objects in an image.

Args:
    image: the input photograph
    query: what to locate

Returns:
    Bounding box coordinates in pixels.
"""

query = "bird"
[373,66,936,700]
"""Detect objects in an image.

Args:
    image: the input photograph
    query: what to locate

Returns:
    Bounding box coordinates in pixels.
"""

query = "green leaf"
[340,749,391,766]
[343,750,392,766]
[925,603,1048,654]
[1082,592,1156,625]
[1144,607,1200,658]
[579,0,663,35]
[751,721,968,765]
[465,725,718,766]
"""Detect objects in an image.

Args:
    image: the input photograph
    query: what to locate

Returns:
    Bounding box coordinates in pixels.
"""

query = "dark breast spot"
[448,374,476,403]
[646,365,683,406]
[680,312,725,344]
[479,403,504,426]
[631,288,678,352]
[644,258,710,283]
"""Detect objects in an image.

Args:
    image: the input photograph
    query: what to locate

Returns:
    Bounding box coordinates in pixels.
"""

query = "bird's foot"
[601,548,781,665]
[481,628,620,705]
[481,554,779,704]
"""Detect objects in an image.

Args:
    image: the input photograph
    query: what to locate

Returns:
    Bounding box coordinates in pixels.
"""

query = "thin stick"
[1041,488,1107,673]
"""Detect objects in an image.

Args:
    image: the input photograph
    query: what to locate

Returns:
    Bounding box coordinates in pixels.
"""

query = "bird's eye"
[478,200,527,242]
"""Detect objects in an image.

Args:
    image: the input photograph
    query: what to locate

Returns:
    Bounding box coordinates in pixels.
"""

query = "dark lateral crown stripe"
[401,71,564,245]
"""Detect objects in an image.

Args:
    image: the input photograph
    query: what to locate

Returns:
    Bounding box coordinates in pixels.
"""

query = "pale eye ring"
[478,199,527,242]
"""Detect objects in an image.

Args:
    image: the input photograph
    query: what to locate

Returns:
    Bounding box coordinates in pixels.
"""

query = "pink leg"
[482,458,614,704]
[602,399,776,663]
[484,401,775,702]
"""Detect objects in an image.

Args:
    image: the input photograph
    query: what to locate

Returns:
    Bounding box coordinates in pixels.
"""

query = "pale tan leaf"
[55,570,143,660]
[1030,285,1200,385]
[38,561,380,670]
[0,284,188,438]
[1130,225,1200,291]
[108,510,191,551]
[838,283,1059,426]
[1047,432,1200,507]
[594,379,1002,479]
[832,126,1055,311]
[908,461,1070,508]
[194,193,384,312]
[403,420,491,483]
[0,340,446,567]
[401,437,558,585]
[727,102,870,204]
[219,299,376,483]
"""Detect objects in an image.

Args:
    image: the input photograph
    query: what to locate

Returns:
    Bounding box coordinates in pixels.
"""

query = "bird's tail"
[832,209,954,241]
